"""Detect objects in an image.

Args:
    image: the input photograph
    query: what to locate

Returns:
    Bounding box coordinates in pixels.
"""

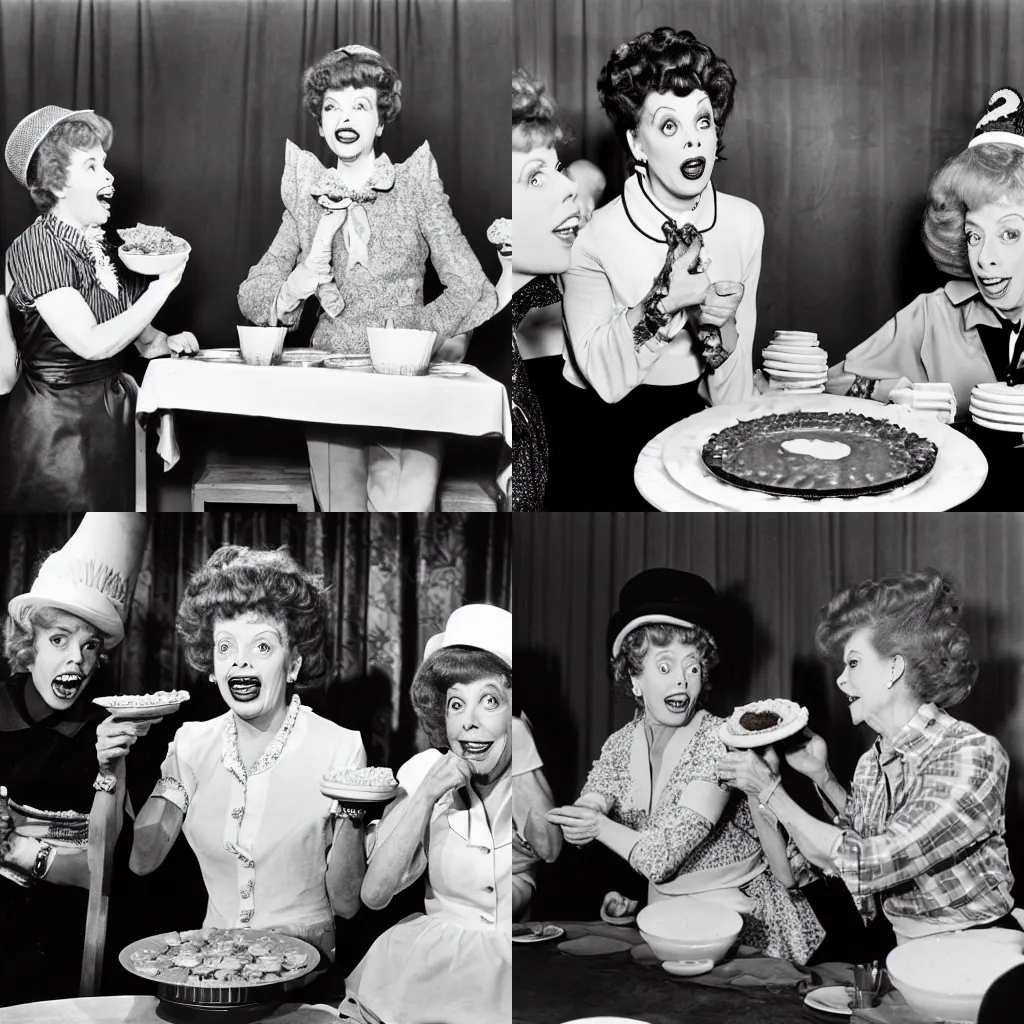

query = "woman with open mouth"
[717,569,1018,961]
[546,569,824,964]
[341,605,512,1024]
[559,28,761,509]
[128,545,367,969]
[0,106,197,511]
[238,45,495,512]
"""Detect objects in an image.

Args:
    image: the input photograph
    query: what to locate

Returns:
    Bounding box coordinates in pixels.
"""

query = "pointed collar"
[875,702,949,765]
[221,694,302,782]
[944,279,1008,332]
[0,674,103,738]
[447,774,511,849]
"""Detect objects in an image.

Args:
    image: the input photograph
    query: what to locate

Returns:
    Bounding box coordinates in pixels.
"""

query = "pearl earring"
[209,673,216,683]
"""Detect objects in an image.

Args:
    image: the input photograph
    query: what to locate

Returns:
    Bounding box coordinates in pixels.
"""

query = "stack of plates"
[762,331,828,392]
[970,382,1024,433]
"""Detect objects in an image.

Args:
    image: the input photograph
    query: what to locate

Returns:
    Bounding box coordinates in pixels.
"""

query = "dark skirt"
[954,423,1022,510]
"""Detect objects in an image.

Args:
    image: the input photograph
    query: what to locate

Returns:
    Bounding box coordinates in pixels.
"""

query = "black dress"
[0,215,146,511]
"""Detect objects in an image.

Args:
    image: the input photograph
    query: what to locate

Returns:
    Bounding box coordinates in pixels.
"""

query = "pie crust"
[720,698,809,748]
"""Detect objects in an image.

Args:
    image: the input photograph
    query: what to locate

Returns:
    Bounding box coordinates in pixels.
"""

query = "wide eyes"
[51,635,66,648]
[966,227,1023,246]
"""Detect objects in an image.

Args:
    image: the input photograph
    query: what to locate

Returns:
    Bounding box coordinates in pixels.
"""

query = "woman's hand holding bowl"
[717,748,777,797]
[148,256,188,301]
[545,804,602,846]
[780,728,830,784]
[95,715,162,769]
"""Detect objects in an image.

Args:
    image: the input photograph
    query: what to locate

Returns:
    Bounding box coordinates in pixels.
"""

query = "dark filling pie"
[701,411,938,499]
[738,711,782,731]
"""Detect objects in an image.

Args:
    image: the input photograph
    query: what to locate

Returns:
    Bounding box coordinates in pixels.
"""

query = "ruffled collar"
[281,141,395,210]
[222,694,302,781]
[42,213,121,297]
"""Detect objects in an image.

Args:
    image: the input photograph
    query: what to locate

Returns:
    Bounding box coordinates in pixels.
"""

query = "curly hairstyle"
[597,27,736,157]
[303,48,402,125]
[411,645,512,748]
[513,68,571,153]
[175,545,329,683]
[815,568,978,708]
[610,622,719,707]
[3,604,107,674]
[922,143,1024,279]
[26,113,113,214]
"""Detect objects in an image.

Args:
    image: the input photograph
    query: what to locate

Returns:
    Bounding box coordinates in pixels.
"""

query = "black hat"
[969,88,1024,151]
[607,568,718,658]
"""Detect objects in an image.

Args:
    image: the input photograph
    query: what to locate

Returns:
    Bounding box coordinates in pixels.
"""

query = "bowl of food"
[117,224,190,275]
[487,217,512,257]
[237,326,287,367]
[367,327,437,376]
[636,898,743,964]
[320,766,398,803]
[886,934,1024,1023]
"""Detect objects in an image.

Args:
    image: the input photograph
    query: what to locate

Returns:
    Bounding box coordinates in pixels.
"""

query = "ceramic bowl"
[117,242,190,275]
[636,898,743,964]
[237,326,286,366]
[367,327,436,376]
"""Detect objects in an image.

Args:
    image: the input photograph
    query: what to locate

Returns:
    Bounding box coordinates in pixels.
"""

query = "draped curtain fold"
[514,512,1024,915]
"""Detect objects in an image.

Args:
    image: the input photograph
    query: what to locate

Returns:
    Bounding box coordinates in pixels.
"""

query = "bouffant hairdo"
[610,623,719,707]
[3,604,107,674]
[597,27,736,156]
[411,645,512,749]
[303,48,402,125]
[815,568,978,708]
[27,113,114,214]
[513,68,571,153]
[175,545,329,682]
[922,144,1024,279]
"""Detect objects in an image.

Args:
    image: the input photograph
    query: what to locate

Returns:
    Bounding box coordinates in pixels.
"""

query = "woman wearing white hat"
[0,105,197,511]
[0,513,157,1005]
[340,604,511,1024]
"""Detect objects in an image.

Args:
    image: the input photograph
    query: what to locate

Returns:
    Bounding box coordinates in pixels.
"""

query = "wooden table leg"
[135,418,147,511]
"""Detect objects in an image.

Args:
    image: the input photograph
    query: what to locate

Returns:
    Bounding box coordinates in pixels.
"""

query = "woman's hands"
[148,257,188,302]
[304,209,348,283]
[699,281,744,328]
[781,729,830,784]
[96,716,162,770]
[167,331,199,357]
[717,747,778,798]
[545,804,604,846]
[662,238,710,315]
[420,751,474,803]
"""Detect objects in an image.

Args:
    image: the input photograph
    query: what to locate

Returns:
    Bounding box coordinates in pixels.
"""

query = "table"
[634,394,987,511]
[133,359,512,510]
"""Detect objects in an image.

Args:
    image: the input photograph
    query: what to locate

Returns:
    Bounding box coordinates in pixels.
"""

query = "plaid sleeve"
[832,733,1009,897]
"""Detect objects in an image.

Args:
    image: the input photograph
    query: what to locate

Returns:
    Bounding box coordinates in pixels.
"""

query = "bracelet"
[31,841,55,881]
[333,804,366,823]
[93,772,117,793]
[757,776,782,812]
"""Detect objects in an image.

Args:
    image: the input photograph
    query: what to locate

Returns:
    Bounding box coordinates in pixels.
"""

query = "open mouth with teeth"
[334,127,361,145]
[51,673,85,701]
[663,693,691,715]
[978,276,1012,300]
[457,740,494,761]
[96,186,114,212]
[227,675,262,703]
[552,214,580,244]
[680,157,707,181]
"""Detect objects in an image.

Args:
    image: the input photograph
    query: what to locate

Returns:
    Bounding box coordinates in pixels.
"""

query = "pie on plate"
[320,766,398,803]
[93,690,190,720]
[720,699,809,748]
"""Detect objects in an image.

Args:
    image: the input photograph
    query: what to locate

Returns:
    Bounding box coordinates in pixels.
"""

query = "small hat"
[7,513,149,646]
[423,604,512,668]
[5,105,95,189]
[608,568,718,658]
[332,44,382,59]
[969,88,1024,151]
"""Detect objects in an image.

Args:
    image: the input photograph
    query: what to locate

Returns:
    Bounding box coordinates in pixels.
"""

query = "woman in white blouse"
[341,605,511,1024]
[560,27,762,509]
[129,545,366,966]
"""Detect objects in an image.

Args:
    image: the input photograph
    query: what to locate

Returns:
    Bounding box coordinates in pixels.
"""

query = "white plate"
[512,923,566,944]
[803,986,852,1015]
[762,350,827,365]
[192,348,244,362]
[662,958,715,977]
[766,342,822,354]
[279,350,327,367]
[974,382,1024,404]
[720,699,809,748]
[970,395,1024,417]
[971,414,1024,433]
[15,823,89,849]
[319,782,399,803]
[93,693,190,720]
[968,403,1024,424]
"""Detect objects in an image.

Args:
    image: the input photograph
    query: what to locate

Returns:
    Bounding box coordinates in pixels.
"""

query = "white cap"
[423,604,511,668]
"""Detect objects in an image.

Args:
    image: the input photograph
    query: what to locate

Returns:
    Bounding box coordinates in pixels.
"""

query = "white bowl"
[237,326,286,366]
[117,242,190,276]
[636,898,743,964]
[367,327,436,376]
[886,934,1024,1023]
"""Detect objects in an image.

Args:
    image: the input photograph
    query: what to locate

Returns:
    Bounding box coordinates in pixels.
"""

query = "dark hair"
[175,545,329,683]
[27,113,113,214]
[922,143,1024,279]
[303,49,402,125]
[3,604,107,674]
[597,27,736,159]
[513,68,571,153]
[610,622,719,707]
[411,645,512,748]
[815,568,978,708]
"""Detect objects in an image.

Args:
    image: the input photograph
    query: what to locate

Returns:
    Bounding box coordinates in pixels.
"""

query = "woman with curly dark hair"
[342,604,512,1024]
[128,545,367,967]
[719,569,1018,959]
[510,68,580,509]
[238,45,495,512]
[547,569,824,964]
[560,27,762,509]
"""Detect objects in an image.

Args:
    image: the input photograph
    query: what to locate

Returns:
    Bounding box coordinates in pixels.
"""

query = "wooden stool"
[192,453,315,510]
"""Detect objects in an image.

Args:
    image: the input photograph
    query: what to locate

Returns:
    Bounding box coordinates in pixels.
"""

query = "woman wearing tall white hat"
[0,513,156,1005]
[0,106,198,511]
[340,604,511,1024]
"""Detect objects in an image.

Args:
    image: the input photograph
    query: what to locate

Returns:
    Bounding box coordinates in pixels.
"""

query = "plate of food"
[93,690,191,721]
[803,985,853,1016]
[512,922,566,944]
[10,801,89,849]
[117,224,191,275]
[120,927,318,1005]
[719,698,809,748]
[279,348,328,367]
[320,766,399,803]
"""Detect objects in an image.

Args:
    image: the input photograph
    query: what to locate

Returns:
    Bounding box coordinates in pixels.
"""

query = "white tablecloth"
[136,359,512,496]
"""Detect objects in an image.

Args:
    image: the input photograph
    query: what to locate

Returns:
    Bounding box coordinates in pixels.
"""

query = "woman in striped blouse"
[0,106,196,511]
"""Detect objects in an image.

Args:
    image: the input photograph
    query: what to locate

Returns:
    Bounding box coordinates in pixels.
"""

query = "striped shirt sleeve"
[8,231,80,303]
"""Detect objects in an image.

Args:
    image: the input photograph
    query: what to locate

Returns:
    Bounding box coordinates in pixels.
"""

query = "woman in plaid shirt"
[719,568,1018,957]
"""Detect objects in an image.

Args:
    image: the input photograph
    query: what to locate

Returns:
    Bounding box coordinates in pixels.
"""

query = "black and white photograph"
[514,511,1024,1023]
[0,0,512,514]
[0,510,511,1022]
[512,0,1024,511]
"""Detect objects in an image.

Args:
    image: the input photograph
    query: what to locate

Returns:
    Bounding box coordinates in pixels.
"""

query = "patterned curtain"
[0,513,510,770]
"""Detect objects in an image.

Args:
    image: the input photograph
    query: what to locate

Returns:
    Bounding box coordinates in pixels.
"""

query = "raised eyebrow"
[518,159,546,181]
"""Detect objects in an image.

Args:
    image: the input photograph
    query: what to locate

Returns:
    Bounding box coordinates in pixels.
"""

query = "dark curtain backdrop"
[514,512,1024,918]
[0,0,510,354]
[513,0,1024,365]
